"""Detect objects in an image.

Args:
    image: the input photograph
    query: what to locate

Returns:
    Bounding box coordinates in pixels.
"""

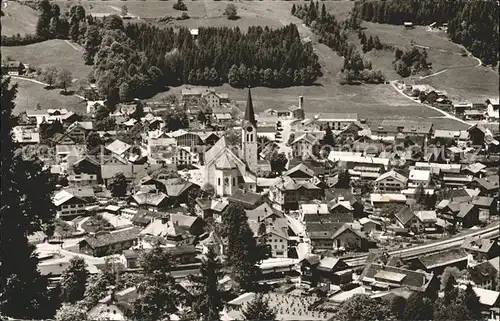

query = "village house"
[194,198,228,220]
[374,169,408,193]
[2,60,26,75]
[12,125,40,145]
[269,175,323,211]
[467,260,499,290]
[394,207,424,233]
[78,227,141,257]
[298,255,352,286]
[408,168,432,188]
[462,237,500,261]
[53,188,95,219]
[289,133,318,159]
[486,98,499,121]
[227,190,267,210]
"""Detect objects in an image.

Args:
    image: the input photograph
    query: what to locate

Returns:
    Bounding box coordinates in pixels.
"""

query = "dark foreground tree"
[132,243,182,320]
[334,294,396,321]
[189,248,223,321]
[222,203,260,292]
[0,77,56,318]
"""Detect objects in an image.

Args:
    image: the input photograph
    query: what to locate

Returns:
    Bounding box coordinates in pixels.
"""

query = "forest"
[351,0,499,66]
[84,19,321,103]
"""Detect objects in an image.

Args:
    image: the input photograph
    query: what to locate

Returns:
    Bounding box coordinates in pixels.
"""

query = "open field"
[1,40,92,81]
[0,1,38,36]
[150,83,469,130]
[417,66,500,102]
[348,22,498,101]
[11,78,86,114]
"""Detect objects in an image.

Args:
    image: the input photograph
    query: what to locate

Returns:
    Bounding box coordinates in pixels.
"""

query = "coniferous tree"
[0,77,56,319]
[222,203,260,292]
[132,243,180,320]
[189,248,223,321]
[36,0,52,39]
[242,294,276,321]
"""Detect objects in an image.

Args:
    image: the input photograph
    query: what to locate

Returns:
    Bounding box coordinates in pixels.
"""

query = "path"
[10,76,86,100]
[390,80,471,126]
[64,40,82,52]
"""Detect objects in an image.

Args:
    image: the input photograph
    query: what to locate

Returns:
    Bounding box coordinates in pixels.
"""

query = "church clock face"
[246,126,253,132]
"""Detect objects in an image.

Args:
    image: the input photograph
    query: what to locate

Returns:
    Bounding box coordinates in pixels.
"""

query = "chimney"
[299,95,304,109]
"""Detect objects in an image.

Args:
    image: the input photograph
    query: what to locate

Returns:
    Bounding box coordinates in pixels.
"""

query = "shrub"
[173,0,187,10]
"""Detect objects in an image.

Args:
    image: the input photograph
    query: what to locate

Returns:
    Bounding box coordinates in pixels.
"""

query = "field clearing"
[418,66,499,102]
[11,78,86,114]
[361,22,462,53]
[1,40,92,81]
[0,1,38,36]
[151,83,469,129]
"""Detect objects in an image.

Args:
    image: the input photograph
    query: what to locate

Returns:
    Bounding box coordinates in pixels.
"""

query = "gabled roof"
[216,154,237,170]
[106,139,131,156]
[205,136,231,164]
[465,163,487,174]
[462,237,496,254]
[227,190,263,206]
[81,227,141,249]
[457,202,475,218]
[246,203,284,221]
[140,220,189,238]
[472,175,499,191]
[376,169,408,183]
[394,207,417,226]
[358,263,434,292]
[131,192,168,206]
[52,190,86,207]
[331,224,365,240]
[290,133,317,146]
[284,163,315,178]
[414,210,437,223]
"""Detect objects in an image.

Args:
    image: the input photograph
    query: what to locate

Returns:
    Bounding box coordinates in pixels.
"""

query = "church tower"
[241,87,258,170]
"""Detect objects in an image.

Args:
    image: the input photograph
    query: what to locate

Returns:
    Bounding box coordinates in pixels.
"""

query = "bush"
[1,34,45,46]
[176,12,190,20]
[224,3,238,20]
[173,0,187,10]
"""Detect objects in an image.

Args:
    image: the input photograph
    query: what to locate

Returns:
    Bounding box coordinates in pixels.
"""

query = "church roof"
[216,155,237,170]
[205,136,230,164]
[244,87,256,126]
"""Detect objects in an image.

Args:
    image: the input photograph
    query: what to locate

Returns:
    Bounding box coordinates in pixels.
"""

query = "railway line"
[344,224,500,268]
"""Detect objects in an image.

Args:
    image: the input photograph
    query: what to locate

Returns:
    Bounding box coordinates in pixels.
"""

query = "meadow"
[0,1,38,36]
[12,78,86,114]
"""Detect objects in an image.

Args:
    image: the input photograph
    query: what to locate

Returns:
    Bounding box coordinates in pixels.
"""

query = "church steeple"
[244,86,256,127]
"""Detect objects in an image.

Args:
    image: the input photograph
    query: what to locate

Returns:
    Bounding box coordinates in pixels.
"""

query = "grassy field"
[0,1,38,36]
[150,83,468,130]
[417,66,499,102]
[12,78,86,114]
[1,40,92,81]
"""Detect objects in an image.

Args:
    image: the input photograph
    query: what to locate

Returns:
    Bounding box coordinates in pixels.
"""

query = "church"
[204,88,271,197]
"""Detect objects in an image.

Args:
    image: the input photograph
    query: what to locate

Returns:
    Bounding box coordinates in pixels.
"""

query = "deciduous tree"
[60,257,88,304]
[109,173,128,197]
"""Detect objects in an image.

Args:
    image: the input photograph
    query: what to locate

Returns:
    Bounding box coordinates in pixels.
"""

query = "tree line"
[2,1,89,46]
[292,1,386,85]
[351,0,499,66]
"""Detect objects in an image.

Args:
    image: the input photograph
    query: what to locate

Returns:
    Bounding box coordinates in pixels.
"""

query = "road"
[345,223,500,268]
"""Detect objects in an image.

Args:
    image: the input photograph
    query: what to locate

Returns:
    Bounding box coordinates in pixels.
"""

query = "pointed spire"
[244,86,256,126]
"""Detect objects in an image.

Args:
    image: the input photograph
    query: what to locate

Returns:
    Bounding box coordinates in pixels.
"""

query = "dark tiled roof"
[468,261,498,285]
[417,248,468,269]
[394,207,416,226]
[306,222,344,239]
[81,227,141,249]
[227,190,263,206]
[358,263,434,292]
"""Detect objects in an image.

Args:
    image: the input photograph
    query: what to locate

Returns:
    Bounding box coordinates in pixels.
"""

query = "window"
[218,178,221,186]
[233,178,236,186]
